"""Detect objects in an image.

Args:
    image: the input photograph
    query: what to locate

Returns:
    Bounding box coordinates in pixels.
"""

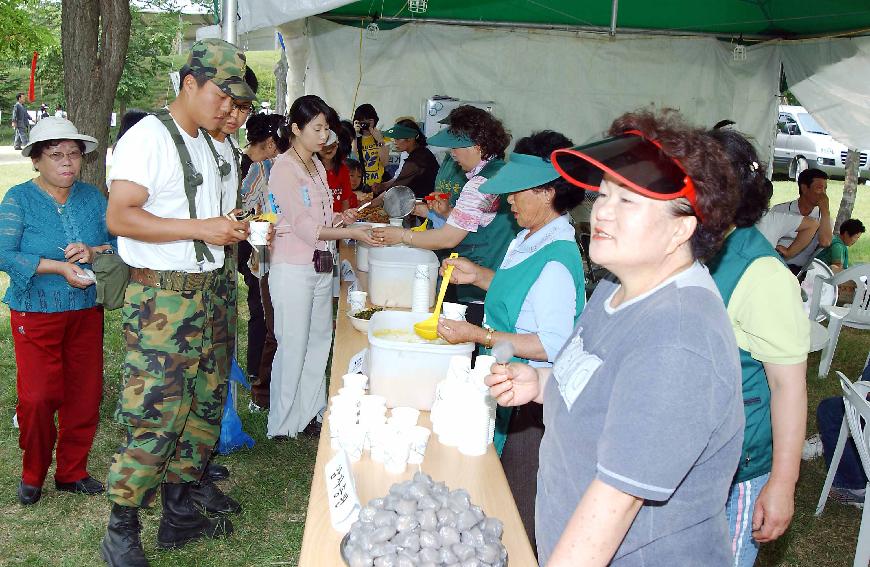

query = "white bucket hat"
[22,116,98,157]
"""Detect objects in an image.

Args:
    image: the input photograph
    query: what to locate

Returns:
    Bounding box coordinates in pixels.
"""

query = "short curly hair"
[608,109,738,261]
[708,127,771,228]
[447,105,510,160]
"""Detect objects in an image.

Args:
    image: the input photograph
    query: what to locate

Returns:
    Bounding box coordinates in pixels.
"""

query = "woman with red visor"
[486,109,744,565]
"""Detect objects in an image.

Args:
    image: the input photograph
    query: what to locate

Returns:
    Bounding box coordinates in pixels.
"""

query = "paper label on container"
[341,259,356,282]
[348,348,368,375]
[325,450,361,534]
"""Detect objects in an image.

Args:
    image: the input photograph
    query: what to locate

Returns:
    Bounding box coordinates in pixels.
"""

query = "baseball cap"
[427,128,474,148]
[22,117,97,157]
[551,130,701,221]
[184,38,255,101]
[480,153,560,195]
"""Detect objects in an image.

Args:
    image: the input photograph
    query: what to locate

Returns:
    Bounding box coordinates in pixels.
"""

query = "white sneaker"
[12,413,18,429]
[802,433,823,460]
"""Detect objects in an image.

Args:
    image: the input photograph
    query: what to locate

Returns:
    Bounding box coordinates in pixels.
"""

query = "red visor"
[551,130,702,222]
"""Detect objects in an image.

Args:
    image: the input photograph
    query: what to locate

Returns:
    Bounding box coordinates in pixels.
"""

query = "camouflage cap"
[185,38,255,101]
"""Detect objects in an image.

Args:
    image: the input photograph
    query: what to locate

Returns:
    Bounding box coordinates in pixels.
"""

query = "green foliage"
[0,0,54,60]
[116,8,183,109]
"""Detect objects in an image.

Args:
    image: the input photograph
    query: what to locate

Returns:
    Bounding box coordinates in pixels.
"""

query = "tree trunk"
[835,148,861,233]
[61,0,131,193]
[274,52,288,115]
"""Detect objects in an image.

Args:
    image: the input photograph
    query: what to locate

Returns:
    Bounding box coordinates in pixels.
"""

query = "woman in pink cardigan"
[266,95,378,439]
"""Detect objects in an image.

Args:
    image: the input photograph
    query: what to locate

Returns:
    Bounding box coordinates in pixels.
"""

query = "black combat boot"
[202,461,230,482]
[190,478,242,516]
[100,504,149,567]
[156,482,232,549]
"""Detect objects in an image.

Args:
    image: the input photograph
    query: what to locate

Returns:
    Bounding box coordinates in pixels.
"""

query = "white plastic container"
[367,247,439,308]
[353,222,387,272]
[367,311,474,410]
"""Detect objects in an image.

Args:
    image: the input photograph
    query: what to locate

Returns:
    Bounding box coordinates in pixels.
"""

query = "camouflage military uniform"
[105,37,254,509]
[106,275,232,507]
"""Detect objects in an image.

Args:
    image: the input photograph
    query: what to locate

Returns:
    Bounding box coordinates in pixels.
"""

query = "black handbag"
[313,249,334,273]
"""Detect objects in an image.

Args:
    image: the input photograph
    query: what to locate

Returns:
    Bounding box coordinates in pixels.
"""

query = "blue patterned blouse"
[0,179,114,312]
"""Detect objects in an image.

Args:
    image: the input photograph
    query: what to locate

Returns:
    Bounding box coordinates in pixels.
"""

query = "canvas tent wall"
[305,18,780,158]
[231,0,870,156]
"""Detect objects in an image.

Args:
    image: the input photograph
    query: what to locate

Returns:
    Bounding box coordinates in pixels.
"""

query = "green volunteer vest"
[708,226,783,483]
[447,159,519,303]
[482,240,586,455]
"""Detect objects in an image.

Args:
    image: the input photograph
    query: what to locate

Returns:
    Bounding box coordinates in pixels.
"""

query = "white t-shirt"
[755,210,803,248]
[108,114,234,272]
[213,136,239,206]
[769,200,821,266]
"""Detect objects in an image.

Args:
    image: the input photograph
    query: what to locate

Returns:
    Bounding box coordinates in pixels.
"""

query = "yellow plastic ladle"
[414,252,458,340]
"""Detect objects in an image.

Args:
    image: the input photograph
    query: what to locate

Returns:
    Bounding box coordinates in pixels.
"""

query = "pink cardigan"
[268,152,339,265]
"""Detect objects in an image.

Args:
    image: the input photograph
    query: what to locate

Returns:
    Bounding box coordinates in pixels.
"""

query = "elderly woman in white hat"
[0,116,114,505]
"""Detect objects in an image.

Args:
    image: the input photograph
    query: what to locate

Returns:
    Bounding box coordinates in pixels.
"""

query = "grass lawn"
[0,164,866,565]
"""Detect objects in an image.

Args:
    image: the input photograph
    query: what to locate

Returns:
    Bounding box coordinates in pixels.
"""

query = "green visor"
[480,153,561,194]
[427,128,474,148]
[382,124,419,140]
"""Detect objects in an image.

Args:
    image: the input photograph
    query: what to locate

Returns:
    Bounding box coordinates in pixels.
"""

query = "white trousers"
[267,263,332,438]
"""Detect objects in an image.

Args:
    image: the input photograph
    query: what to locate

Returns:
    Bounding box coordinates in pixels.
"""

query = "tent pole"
[610,0,618,37]
[222,0,238,45]
[324,15,770,41]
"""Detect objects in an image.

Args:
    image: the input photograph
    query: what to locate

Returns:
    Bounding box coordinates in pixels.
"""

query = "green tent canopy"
[326,0,870,39]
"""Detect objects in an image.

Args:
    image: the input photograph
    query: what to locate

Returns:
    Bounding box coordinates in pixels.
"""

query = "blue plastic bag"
[218,358,255,455]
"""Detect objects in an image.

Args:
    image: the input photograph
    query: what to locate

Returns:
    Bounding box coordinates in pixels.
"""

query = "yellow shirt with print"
[359,134,385,185]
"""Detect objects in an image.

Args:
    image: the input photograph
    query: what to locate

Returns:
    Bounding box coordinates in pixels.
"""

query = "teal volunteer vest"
[482,240,586,455]
[447,159,519,303]
[708,226,783,483]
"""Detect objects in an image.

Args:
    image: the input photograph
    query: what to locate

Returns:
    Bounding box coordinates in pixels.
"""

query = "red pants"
[12,307,104,487]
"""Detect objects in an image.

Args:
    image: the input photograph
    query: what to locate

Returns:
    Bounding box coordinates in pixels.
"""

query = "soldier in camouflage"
[100,38,254,567]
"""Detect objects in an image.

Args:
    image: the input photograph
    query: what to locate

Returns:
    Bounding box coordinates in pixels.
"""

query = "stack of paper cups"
[411,264,431,313]
[458,396,490,457]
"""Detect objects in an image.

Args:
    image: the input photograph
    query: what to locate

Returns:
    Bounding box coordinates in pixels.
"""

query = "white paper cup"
[441,302,468,321]
[349,290,367,313]
[248,221,270,245]
[338,386,365,399]
[406,425,431,464]
[369,424,392,462]
[342,373,369,390]
[359,394,386,408]
[458,401,489,457]
[389,407,420,428]
[383,432,411,474]
[330,394,359,412]
[388,217,404,227]
[339,424,366,462]
[329,415,356,450]
[474,355,497,373]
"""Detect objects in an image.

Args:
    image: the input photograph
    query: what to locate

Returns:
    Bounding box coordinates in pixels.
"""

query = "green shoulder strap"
[227,136,243,209]
[154,109,215,264]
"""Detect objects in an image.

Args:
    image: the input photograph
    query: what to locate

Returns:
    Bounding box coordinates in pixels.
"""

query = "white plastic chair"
[815,373,870,567]
[805,259,838,322]
[818,264,870,378]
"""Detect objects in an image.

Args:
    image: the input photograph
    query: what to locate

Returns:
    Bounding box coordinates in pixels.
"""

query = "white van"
[773,105,868,180]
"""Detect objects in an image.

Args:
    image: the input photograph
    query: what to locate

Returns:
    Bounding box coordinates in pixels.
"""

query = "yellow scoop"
[414,252,458,340]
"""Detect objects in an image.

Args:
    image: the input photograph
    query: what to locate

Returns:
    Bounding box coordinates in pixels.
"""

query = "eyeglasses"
[45,150,83,162]
[230,101,254,115]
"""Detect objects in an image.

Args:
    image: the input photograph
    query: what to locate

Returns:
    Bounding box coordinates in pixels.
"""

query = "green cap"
[185,38,255,101]
[480,153,560,194]
[427,128,474,148]
[382,124,419,140]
